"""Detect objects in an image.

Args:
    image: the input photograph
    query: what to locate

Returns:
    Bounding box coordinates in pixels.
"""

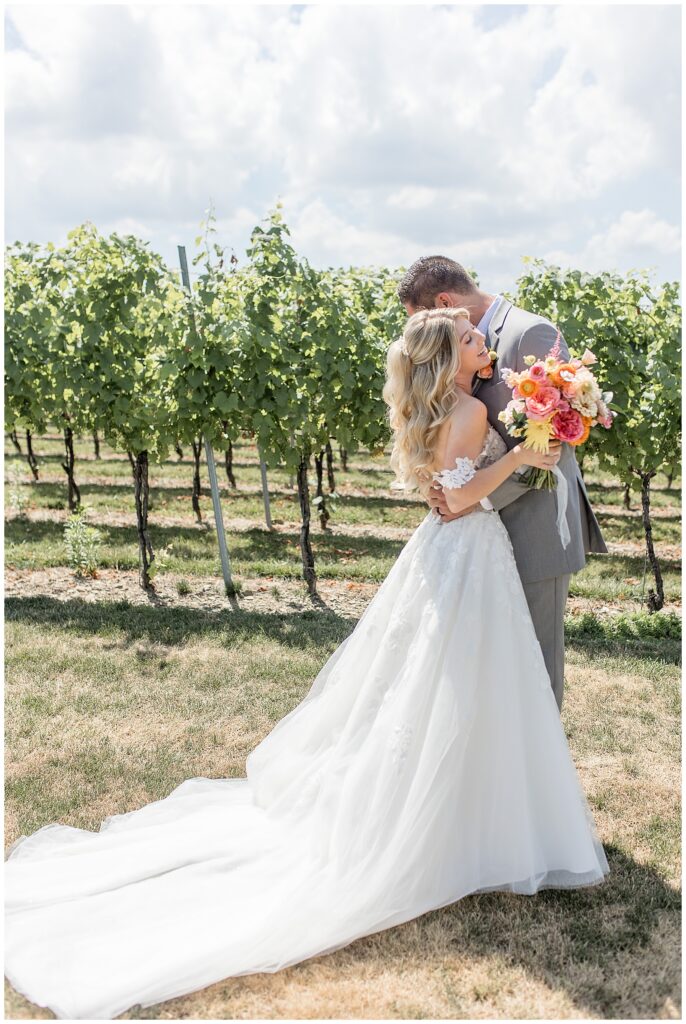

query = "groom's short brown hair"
[397,256,477,309]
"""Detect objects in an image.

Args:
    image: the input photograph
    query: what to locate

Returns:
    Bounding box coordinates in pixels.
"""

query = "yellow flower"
[523,418,554,453]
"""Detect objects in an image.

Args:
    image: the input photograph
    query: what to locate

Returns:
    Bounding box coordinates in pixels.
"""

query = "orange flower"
[571,417,592,446]
[476,349,498,380]
[517,377,539,398]
[549,362,577,388]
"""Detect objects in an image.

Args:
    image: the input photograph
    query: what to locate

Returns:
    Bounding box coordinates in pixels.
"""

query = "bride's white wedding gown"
[5,425,610,1020]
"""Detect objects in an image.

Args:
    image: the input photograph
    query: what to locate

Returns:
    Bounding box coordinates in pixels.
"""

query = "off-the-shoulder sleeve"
[432,456,477,490]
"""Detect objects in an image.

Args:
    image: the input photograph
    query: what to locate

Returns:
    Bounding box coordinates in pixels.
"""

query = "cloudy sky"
[4,3,682,291]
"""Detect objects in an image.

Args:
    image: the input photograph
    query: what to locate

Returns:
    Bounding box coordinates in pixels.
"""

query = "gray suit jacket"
[473,297,608,584]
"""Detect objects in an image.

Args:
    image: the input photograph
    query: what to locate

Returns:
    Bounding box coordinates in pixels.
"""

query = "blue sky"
[4,4,682,291]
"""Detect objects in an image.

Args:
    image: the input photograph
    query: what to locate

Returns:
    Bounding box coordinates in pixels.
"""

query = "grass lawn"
[4,434,682,1020]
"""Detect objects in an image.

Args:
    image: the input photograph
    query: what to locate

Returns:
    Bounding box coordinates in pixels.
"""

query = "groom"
[397,255,608,712]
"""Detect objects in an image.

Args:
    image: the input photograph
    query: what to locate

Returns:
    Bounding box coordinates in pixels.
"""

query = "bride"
[4,306,610,1020]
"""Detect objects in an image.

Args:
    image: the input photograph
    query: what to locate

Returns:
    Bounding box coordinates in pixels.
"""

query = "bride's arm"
[436,403,549,515]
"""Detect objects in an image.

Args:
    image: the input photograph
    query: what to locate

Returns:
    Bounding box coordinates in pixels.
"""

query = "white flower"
[570,391,598,418]
[573,370,602,403]
[501,367,519,385]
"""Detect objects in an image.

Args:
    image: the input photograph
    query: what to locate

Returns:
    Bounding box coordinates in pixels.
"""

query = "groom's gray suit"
[473,297,607,711]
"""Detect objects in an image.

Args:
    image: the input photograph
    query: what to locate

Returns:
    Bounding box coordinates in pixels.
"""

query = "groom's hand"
[427,483,479,521]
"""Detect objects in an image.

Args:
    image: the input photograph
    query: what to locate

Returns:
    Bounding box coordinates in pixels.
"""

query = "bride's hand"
[513,439,562,470]
[427,483,478,521]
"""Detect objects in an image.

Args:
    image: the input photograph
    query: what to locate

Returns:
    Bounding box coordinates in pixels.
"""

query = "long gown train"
[4,429,610,1019]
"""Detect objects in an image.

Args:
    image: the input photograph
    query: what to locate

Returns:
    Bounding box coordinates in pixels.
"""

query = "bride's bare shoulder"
[432,396,487,469]
[448,395,487,432]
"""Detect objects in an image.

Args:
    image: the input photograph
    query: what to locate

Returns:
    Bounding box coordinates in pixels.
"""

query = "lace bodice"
[474,423,508,469]
[433,424,507,490]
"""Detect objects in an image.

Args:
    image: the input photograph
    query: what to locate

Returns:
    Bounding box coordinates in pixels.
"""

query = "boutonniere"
[476,349,498,380]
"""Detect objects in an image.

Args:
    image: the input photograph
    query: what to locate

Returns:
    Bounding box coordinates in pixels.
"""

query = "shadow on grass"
[6,452,286,473]
[411,844,680,1019]
[593,514,681,545]
[566,596,681,664]
[577,551,682,576]
[595,510,681,526]
[565,629,681,666]
[20,478,421,507]
[6,594,680,666]
[5,595,359,652]
[5,519,407,561]
[20,479,299,501]
[117,847,681,1018]
[584,479,680,498]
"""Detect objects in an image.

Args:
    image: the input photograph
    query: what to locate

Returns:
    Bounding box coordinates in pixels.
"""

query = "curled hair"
[382,307,470,495]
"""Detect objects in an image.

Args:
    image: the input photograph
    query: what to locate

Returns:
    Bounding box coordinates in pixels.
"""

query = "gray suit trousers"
[521,574,571,713]
[521,499,590,711]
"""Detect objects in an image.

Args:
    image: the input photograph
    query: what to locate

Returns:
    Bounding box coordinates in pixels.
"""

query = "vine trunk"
[639,470,664,613]
[222,426,237,488]
[61,423,81,511]
[191,439,203,523]
[25,430,39,481]
[297,454,317,597]
[314,451,330,530]
[133,449,155,591]
[325,440,336,492]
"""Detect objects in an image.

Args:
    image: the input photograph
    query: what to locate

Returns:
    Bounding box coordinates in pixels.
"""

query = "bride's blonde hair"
[383,306,470,495]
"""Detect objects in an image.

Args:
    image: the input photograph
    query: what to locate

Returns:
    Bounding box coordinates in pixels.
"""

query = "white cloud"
[546,210,682,277]
[387,188,437,211]
[588,210,681,262]
[4,4,681,288]
[288,199,411,269]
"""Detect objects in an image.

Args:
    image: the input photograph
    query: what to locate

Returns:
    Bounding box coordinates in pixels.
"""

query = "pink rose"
[551,407,586,443]
[529,361,548,382]
[525,385,562,421]
[557,398,571,412]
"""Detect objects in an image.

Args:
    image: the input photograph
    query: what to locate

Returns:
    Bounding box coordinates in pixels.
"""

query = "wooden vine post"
[177,241,236,597]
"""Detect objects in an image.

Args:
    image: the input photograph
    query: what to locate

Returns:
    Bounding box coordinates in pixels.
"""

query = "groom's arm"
[483,322,570,513]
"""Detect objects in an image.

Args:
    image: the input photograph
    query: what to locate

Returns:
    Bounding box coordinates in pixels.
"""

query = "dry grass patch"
[5,612,333,848]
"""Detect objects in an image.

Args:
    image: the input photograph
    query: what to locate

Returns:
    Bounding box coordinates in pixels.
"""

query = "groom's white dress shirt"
[477,294,502,340]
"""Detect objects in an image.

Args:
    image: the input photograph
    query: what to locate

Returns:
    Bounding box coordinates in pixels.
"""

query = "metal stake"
[258,448,273,530]
[177,245,235,596]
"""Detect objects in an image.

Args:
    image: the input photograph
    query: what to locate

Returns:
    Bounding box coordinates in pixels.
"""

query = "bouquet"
[499,330,615,491]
